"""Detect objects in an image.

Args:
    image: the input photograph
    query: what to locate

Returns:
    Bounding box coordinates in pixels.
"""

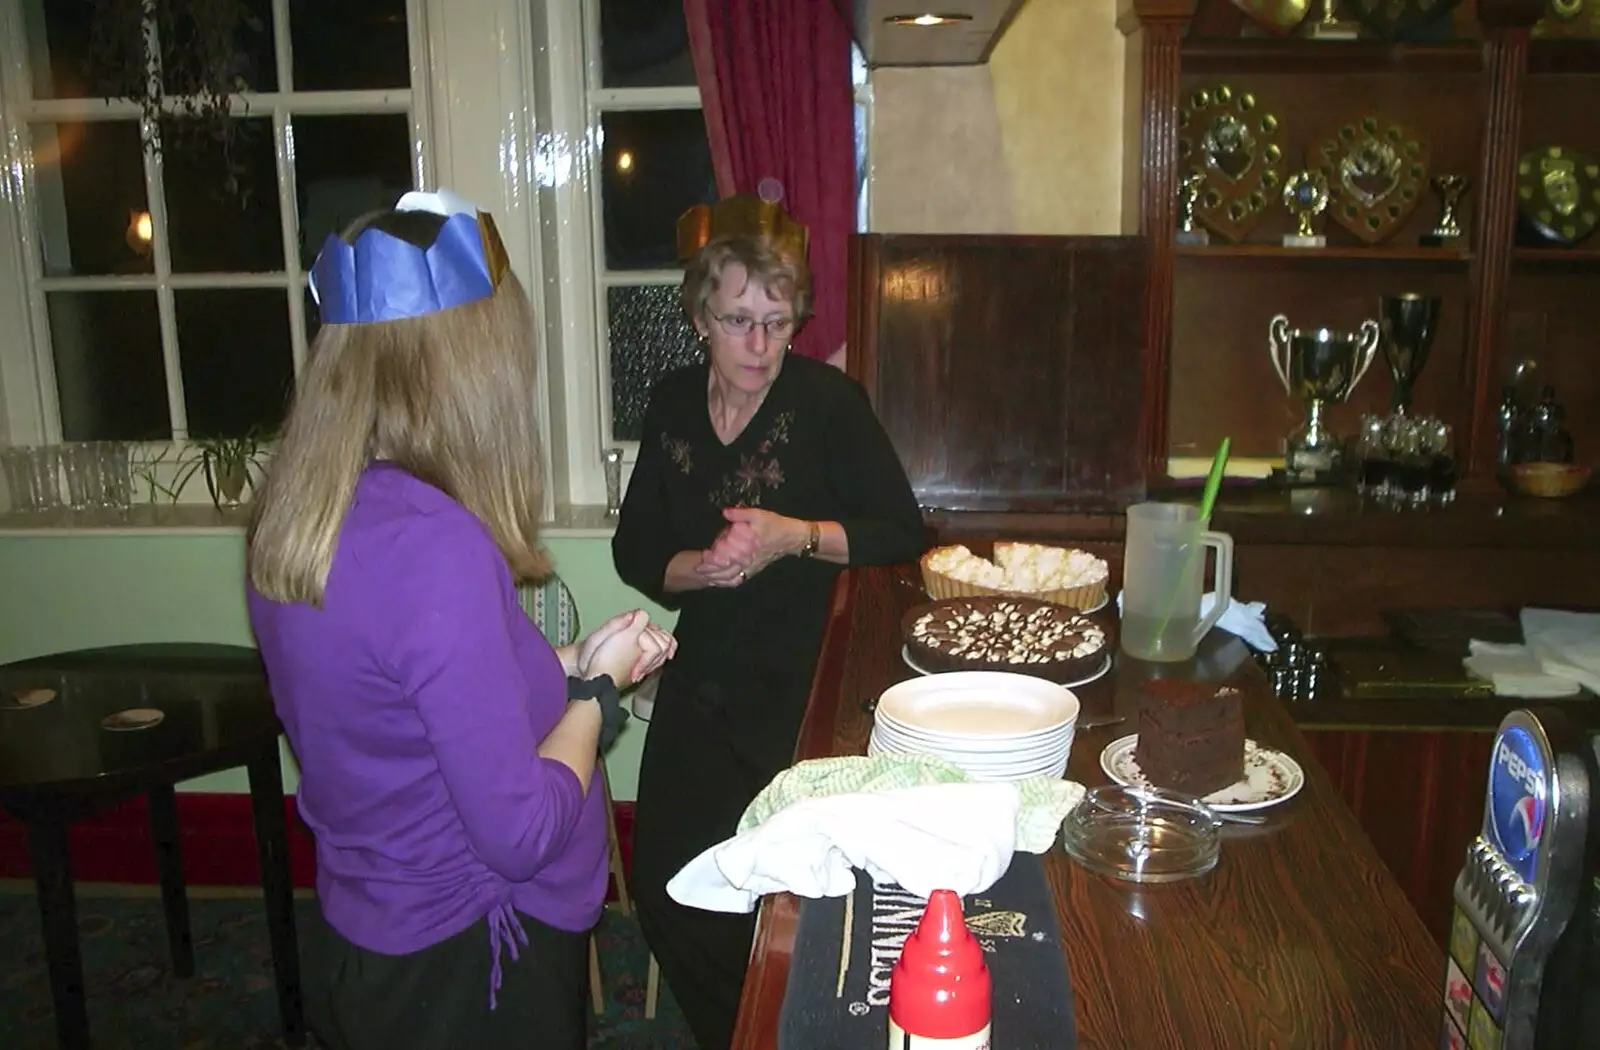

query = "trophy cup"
[1269,314,1381,480]
[1304,0,1360,38]
[1176,172,1210,245]
[1283,170,1330,248]
[1378,293,1442,415]
[1420,174,1469,248]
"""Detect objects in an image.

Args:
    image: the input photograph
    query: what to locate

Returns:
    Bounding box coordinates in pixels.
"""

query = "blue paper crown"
[309,190,510,325]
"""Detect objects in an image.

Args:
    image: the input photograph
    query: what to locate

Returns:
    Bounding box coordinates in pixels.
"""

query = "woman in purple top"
[246,190,674,1050]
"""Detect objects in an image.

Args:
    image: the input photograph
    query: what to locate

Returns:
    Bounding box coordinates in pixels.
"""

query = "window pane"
[175,289,295,438]
[289,0,409,91]
[48,291,170,441]
[599,0,695,88]
[160,0,278,94]
[31,122,153,277]
[163,118,284,273]
[600,110,716,271]
[607,284,703,442]
[293,114,414,269]
[21,0,94,99]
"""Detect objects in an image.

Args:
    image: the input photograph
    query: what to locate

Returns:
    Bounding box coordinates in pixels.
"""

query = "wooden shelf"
[1527,40,1600,76]
[1181,39,1482,76]
[1511,246,1600,266]
[1130,1,1600,482]
[1175,244,1471,263]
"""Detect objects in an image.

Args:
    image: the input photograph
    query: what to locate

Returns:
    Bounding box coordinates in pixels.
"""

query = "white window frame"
[582,0,703,473]
[0,0,433,497]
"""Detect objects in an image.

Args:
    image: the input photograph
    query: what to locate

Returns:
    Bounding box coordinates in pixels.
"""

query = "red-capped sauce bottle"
[888,889,993,1050]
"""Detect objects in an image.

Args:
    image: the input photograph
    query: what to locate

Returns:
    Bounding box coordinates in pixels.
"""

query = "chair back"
[517,574,580,647]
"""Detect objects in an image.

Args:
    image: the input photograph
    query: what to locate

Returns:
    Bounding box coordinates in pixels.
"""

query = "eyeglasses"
[707,310,796,341]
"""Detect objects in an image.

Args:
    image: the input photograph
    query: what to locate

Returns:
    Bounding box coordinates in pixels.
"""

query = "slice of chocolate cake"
[902,596,1109,684]
[1134,682,1245,798]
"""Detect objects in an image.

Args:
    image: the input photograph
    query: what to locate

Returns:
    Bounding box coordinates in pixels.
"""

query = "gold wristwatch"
[798,521,820,558]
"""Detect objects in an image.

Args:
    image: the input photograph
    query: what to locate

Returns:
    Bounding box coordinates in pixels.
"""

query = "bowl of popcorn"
[920,542,1110,612]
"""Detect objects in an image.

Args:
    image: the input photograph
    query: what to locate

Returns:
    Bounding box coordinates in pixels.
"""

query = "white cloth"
[666,782,1021,914]
[1464,640,1582,698]
[1116,591,1278,652]
[1522,608,1600,695]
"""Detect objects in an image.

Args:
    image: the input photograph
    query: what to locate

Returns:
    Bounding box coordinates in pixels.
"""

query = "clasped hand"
[697,506,804,588]
[577,609,676,686]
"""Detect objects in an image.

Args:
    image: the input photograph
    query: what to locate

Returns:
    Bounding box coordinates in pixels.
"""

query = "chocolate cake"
[902,596,1109,684]
[1134,681,1245,797]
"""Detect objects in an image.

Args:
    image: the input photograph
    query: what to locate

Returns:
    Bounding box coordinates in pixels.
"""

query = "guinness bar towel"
[778,851,1077,1049]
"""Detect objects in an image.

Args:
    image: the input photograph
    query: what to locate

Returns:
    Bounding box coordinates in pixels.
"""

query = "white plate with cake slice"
[901,646,1113,689]
[1098,735,1305,813]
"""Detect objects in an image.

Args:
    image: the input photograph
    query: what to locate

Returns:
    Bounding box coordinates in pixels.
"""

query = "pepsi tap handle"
[1447,707,1592,1050]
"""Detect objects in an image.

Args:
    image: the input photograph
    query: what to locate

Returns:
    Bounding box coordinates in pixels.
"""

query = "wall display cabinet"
[1119,0,1600,478]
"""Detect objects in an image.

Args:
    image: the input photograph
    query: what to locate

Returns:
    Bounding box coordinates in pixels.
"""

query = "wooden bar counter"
[731,565,1443,1050]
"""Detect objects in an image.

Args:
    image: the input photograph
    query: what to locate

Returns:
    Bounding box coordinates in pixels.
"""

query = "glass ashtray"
[1060,784,1221,884]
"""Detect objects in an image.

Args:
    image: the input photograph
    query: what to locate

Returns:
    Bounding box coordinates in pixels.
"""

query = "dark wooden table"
[731,566,1444,1050]
[0,644,304,1050]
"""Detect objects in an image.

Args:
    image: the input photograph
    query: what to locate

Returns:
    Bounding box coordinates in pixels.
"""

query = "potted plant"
[170,430,274,511]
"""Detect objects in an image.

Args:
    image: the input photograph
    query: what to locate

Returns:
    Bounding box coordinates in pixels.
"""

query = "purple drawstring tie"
[485,900,530,1010]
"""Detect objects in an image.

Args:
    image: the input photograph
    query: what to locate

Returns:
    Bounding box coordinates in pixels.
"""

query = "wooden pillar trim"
[1466,26,1533,476]
[1121,4,1192,480]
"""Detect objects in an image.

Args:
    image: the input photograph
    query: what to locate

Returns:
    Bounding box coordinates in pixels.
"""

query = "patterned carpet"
[0,890,697,1049]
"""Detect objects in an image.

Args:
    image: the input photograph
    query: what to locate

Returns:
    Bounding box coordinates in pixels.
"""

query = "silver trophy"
[1269,314,1381,479]
[1378,293,1442,415]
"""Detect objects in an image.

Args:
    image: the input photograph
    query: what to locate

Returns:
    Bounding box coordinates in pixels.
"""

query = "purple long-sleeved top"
[248,463,607,991]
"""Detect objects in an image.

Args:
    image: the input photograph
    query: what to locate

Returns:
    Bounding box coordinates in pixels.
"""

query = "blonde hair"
[681,234,812,325]
[248,211,549,605]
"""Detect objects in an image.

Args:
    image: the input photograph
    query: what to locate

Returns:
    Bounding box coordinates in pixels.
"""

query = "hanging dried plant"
[85,0,265,203]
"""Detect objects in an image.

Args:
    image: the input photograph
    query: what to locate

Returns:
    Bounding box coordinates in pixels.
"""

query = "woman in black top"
[612,232,924,1049]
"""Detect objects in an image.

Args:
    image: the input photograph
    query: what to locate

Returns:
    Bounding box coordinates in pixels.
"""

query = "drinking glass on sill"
[26,445,64,511]
[1,446,36,512]
[96,441,133,509]
[62,441,104,510]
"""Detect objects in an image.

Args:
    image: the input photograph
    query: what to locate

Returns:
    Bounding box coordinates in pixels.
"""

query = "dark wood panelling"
[1303,729,1494,949]
[848,234,1150,512]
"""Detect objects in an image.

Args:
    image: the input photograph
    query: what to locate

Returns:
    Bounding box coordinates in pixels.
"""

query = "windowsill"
[0,503,621,539]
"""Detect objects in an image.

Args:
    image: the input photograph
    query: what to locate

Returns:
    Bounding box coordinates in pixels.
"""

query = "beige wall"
[868,0,1126,236]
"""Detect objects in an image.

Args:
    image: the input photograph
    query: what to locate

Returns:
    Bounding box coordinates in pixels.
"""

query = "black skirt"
[302,905,590,1050]
[630,670,810,1050]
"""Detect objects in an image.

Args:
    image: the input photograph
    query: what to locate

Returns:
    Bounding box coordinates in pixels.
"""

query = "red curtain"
[683,0,856,363]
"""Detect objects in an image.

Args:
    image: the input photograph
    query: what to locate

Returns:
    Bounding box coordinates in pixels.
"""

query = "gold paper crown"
[676,194,809,264]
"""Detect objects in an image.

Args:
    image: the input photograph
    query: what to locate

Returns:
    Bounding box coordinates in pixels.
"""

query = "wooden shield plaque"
[1534,0,1600,39]
[1312,116,1429,245]
[1349,0,1462,38]
[1178,84,1286,244]
[1517,145,1600,246]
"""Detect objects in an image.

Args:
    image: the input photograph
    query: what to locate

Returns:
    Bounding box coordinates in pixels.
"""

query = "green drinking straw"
[1154,436,1232,637]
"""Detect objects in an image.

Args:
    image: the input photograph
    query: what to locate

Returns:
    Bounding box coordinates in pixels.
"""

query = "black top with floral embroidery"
[612,355,924,768]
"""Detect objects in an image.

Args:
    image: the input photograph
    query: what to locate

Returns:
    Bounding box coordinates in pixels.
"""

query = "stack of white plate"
[867,671,1080,782]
